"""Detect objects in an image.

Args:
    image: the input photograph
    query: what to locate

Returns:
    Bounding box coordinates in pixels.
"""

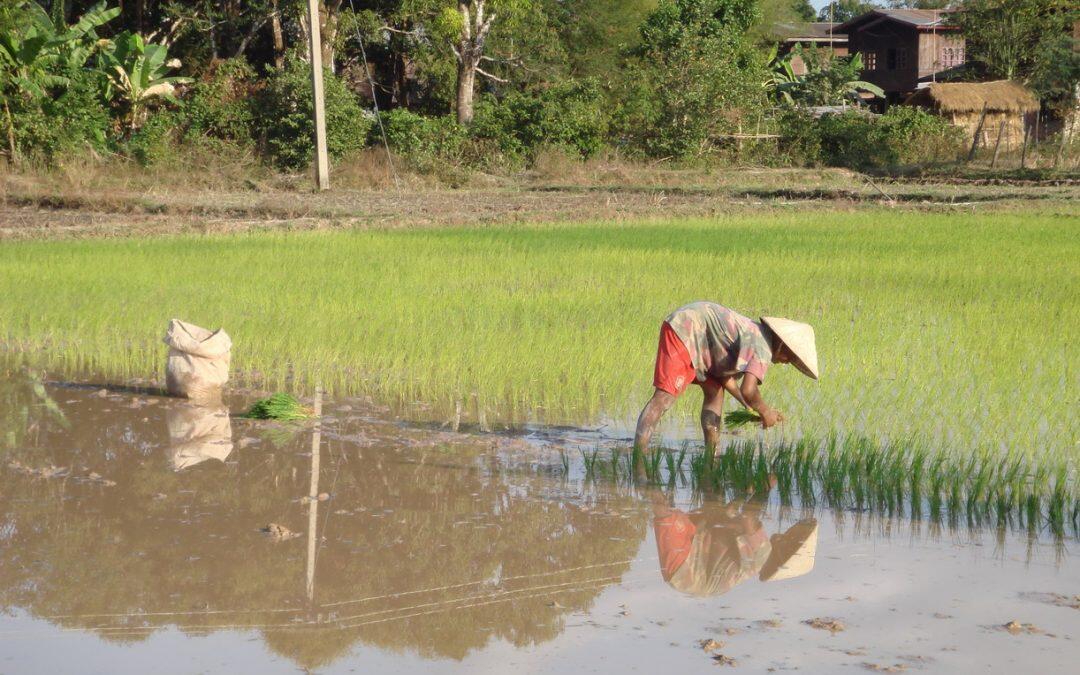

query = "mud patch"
[805,617,846,633]
[1021,592,1080,611]
[261,523,301,541]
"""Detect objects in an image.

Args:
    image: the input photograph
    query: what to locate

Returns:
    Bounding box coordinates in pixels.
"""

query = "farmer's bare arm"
[720,376,749,408]
[740,374,783,428]
[634,389,676,451]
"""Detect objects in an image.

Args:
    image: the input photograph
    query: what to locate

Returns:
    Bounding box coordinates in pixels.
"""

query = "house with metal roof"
[838,9,965,103]
[772,22,849,76]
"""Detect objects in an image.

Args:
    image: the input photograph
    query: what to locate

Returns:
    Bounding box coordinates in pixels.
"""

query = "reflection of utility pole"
[306,387,323,603]
[305,0,330,190]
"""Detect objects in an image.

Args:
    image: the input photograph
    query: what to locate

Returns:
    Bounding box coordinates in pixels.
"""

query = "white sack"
[163,319,232,401]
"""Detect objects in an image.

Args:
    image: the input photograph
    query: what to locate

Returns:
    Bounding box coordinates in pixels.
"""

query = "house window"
[945,46,964,67]
[864,51,877,70]
[896,48,908,69]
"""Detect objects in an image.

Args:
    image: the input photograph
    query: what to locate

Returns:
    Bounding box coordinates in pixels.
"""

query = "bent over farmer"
[634,301,819,451]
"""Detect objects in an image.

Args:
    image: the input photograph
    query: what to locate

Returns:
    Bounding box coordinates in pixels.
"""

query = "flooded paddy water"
[1,369,1076,673]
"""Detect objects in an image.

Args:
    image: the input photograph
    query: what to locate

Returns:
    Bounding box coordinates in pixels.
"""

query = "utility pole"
[306,0,330,190]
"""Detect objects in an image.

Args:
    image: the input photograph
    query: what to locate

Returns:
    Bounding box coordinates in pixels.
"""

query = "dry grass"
[1,157,1077,241]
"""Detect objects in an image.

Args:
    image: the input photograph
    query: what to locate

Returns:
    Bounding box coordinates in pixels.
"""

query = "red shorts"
[653,322,707,395]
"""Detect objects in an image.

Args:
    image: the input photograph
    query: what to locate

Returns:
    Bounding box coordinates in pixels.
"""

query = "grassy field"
[0,209,1076,462]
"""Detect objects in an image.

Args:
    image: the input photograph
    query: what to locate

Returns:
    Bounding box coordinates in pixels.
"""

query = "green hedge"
[255,57,372,170]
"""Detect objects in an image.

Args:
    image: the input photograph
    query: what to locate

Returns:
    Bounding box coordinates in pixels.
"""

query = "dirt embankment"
[2,168,1076,239]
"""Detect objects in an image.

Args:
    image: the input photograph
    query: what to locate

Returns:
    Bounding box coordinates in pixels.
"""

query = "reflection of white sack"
[167,404,234,470]
[163,319,232,401]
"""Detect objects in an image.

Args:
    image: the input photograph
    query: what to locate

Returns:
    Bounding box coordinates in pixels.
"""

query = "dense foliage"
[956,0,1080,114]
[0,0,1069,173]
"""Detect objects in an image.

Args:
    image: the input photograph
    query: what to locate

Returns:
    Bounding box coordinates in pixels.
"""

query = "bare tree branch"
[475,66,508,83]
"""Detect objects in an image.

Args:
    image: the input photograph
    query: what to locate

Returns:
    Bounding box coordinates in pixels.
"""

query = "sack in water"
[163,319,232,401]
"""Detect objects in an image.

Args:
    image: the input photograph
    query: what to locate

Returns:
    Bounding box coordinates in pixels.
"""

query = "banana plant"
[0,1,118,97]
[99,31,192,131]
[770,46,885,107]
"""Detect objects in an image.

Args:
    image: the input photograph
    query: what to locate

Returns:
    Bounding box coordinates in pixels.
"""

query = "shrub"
[472,80,610,161]
[816,107,962,171]
[120,108,182,166]
[876,106,964,167]
[255,56,372,170]
[7,76,111,165]
[816,110,880,169]
[776,108,823,166]
[377,108,467,170]
[185,58,258,147]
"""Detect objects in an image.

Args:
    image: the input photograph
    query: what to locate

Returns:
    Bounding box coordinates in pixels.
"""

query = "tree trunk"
[270,0,285,68]
[3,99,17,165]
[320,0,342,74]
[454,1,494,125]
[457,54,478,124]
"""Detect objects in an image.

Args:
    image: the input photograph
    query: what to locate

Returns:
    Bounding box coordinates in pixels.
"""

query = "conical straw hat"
[759,519,818,582]
[761,317,819,380]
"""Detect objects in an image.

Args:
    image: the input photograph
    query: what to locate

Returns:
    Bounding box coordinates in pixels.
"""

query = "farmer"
[634,301,819,451]
[649,489,819,597]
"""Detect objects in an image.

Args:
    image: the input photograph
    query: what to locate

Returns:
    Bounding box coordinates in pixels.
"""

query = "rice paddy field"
[2,206,1080,671]
[0,209,1076,457]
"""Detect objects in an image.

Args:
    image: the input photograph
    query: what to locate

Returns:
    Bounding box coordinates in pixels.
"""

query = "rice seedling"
[0,209,1076,521]
[581,447,601,478]
[242,393,313,421]
[0,210,1073,460]
[574,433,1079,538]
[724,408,761,429]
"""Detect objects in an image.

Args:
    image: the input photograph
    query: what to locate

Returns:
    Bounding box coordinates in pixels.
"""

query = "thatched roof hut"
[904,80,1039,150]
[904,80,1039,115]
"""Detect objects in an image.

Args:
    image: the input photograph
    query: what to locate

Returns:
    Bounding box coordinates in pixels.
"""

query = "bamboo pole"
[990,120,1006,169]
[967,104,988,162]
[1020,118,1031,169]
[1056,117,1071,168]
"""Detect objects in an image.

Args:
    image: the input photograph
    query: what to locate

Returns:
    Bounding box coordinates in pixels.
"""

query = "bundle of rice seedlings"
[243,393,313,421]
[724,408,761,429]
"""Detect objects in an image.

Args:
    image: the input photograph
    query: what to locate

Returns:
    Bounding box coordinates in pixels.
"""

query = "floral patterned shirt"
[665,301,772,383]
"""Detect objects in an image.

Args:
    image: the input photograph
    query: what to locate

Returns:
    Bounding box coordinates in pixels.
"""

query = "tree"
[617,0,769,158]
[754,0,818,44]
[956,0,1078,82]
[886,0,948,7]
[816,0,878,22]
[549,0,657,80]
[1028,33,1080,117]
[791,0,817,20]
[452,0,497,123]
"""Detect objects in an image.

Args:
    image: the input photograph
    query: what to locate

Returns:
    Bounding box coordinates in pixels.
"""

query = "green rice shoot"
[724,408,761,429]
[243,393,313,421]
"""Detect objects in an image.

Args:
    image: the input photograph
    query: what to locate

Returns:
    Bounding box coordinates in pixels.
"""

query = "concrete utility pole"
[306,0,331,190]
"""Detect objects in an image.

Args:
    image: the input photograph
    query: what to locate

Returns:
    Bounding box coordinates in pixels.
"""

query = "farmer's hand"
[759,407,784,429]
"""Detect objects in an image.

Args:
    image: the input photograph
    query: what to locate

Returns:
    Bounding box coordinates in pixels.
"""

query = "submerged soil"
[0,372,1077,673]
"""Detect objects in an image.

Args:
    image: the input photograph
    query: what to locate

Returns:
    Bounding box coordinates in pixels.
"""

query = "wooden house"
[773,22,849,76]
[838,9,965,103]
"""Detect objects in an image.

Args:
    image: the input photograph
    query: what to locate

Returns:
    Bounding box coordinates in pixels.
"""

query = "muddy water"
[0,373,1076,674]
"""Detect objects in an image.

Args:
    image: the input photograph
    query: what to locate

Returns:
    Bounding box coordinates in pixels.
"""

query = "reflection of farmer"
[635,302,819,451]
[650,491,817,597]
